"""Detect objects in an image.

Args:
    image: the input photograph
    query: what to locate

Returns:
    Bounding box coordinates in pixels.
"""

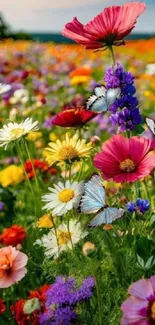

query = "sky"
[0,0,155,33]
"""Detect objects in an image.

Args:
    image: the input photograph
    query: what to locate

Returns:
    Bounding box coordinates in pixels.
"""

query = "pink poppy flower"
[62,2,146,50]
[94,135,155,183]
[0,246,28,288]
[121,275,155,324]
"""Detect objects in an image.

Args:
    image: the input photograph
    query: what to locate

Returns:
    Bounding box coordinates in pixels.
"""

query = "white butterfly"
[79,174,124,227]
[86,86,121,113]
[146,118,155,135]
[0,83,12,95]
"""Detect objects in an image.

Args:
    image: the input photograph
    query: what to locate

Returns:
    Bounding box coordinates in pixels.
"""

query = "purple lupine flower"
[121,275,155,324]
[104,63,142,131]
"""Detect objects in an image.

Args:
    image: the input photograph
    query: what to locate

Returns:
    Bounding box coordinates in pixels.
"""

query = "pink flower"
[62,2,146,50]
[121,275,155,324]
[94,135,155,183]
[0,246,28,288]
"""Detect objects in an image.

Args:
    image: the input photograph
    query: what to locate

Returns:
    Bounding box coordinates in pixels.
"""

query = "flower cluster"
[126,198,150,214]
[24,159,57,179]
[104,63,142,131]
[40,276,95,325]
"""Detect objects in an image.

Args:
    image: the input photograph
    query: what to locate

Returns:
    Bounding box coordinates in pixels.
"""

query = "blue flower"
[126,202,136,213]
[136,198,150,213]
[126,198,150,214]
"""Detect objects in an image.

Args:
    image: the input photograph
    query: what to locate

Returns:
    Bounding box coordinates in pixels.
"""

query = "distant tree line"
[0,12,32,40]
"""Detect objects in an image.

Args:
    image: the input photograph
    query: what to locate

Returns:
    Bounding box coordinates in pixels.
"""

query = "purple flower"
[40,276,95,325]
[121,275,155,324]
[0,201,5,211]
[104,63,142,131]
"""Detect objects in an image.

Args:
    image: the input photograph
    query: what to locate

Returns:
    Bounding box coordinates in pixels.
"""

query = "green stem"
[92,267,103,325]
[108,45,116,67]
[24,140,40,193]
[143,179,151,201]
[15,142,34,197]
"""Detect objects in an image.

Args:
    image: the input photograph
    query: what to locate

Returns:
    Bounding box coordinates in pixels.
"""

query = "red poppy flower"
[0,225,26,246]
[52,107,97,127]
[62,2,146,49]
[0,299,6,314]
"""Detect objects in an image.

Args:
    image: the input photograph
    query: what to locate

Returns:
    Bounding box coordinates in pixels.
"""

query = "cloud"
[0,0,154,32]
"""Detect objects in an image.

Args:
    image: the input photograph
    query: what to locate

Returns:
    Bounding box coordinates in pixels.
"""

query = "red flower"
[10,299,30,325]
[94,135,155,183]
[52,107,97,127]
[0,299,6,314]
[0,225,26,246]
[62,2,146,49]
[11,285,50,325]
[29,284,50,302]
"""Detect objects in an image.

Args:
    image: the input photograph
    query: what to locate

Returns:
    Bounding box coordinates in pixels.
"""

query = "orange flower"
[69,66,92,78]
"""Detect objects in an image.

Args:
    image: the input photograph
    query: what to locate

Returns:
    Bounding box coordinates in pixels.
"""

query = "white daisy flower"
[0,83,11,95]
[42,180,84,216]
[10,89,29,104]
[0,117,39,149]
[35,219,87,258]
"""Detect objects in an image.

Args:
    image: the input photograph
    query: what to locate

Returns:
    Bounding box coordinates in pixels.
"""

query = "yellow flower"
[44,132,92,166]
[27,131,42,141]
[70,76,90,85]
[36,214,53,228]
[0,165,24,187]
[49,132,57,142]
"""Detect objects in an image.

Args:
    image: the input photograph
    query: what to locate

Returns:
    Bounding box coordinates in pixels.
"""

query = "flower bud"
[90,135,100,144]
[9,108,20,121]
[103,224,113,231]
[23,298,40,315]
[82,241,95,256]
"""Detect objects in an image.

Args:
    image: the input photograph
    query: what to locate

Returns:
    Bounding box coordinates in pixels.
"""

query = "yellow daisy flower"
[45,133,92,166]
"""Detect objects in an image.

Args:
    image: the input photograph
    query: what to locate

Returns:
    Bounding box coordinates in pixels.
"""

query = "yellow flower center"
[57,230,70,246]
[58,188,74,203]
[59,145,78,161]
[9,128,24,139]
[119,159,136,172]
[151,302,155,320]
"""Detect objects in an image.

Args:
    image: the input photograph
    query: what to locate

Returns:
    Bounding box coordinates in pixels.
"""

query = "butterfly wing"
[80,174,106,214]
[146,118,155,135]
[106,87,121,108]
[89,207,124,227]
[86,96,107,112]
[94,86,106,97]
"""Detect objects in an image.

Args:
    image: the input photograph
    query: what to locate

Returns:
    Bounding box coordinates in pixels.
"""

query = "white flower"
[35,219,87,258]
[10,89,29,104]
[0,83,11,95]
[0,118,39,149]
[145,63,155,76]
[42,180,84,216]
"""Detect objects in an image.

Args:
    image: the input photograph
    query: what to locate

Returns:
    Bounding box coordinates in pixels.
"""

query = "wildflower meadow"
[0,2,155,324]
